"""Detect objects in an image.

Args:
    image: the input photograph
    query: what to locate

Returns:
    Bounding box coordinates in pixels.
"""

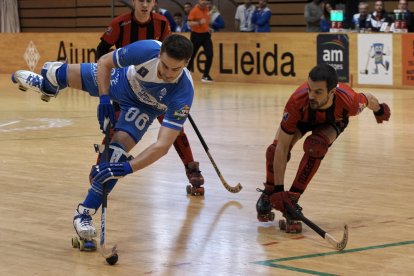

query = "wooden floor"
[1,73,414,275]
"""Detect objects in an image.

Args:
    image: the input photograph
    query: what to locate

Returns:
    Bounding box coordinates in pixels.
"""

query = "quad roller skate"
[11,62,62,102]
[11,70,52,102]
[256,184,275,222]
[72,204,97,251]
[278,203,303,234]
[185,161,205,196]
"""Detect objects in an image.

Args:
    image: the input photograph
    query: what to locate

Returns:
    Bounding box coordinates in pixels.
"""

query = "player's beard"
[309,95,330,110]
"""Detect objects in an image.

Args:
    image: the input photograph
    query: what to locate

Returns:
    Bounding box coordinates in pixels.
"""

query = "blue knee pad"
[83,142,132,209]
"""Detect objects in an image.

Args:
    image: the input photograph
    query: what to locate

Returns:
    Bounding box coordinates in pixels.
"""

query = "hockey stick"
[187,114,242,193]
[285,204,348,251]
[360,46,372,75]
[100,118,119,265]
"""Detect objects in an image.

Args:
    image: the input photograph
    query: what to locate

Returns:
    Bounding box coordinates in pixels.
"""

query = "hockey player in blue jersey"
[12,34,194,250]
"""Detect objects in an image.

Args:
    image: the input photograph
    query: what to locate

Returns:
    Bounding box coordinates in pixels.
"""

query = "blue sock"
[82,188,102,210]
[56,63,68,88]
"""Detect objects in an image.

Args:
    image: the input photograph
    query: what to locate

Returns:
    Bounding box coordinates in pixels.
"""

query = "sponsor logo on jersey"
[159,88,167,100]
[105,27,113,35]
[174,105,190,120]
[137,66,149,78]
[120,20,131,27]
[357,102,366,114]
[283,111,289,122]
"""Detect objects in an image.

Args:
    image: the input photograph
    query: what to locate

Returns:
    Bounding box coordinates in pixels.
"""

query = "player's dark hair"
[161,34,193,61]
[308,63,338,91]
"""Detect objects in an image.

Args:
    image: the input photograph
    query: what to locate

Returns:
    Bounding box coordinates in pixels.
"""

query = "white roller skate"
[72,204,97,251]
[11,62,62,102]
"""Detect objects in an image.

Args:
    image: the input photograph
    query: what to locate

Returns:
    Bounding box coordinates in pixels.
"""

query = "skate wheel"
[286,221,302,233]
[192,187,204,196]
[268,212,275,221]
[83,240,97,251]
[40,94,51,102]
[279,219,286,231]
[72,237,79,248]
[78,239,85,251]
[186,185,192,195]
[18,85,28,92]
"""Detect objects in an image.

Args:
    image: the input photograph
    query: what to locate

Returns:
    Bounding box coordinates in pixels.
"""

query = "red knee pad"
[266,140,291,184]
[303,133,329,159]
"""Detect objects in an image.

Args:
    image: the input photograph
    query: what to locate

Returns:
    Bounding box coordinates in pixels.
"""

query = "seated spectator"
[252,0,271,32]
[396,0,413,32]
[235,0,256,32]
[173,12,185,32]
[305,0,323,32]
[183,2,192,32]
[153,0,177,32]
[370,0,392,32]
[352,1,373,31]
[207,2,225,32]
[320,1,333,32]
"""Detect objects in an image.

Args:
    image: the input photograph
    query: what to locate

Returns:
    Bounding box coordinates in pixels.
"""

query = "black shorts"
[297,119,349,137]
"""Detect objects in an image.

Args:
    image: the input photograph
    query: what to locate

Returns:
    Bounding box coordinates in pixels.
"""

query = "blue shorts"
[80,63,160,143]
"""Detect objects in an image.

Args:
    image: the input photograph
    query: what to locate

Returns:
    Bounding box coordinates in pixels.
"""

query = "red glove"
[269,191,300,212]
[373,103,390,124]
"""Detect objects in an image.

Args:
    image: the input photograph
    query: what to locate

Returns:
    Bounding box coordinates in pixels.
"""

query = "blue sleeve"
[164,11,177,34]
[256,10,271,26]
[112,40,161,68]
[212,15,225,31]
[251,11,258,24]
[162,74,194,131]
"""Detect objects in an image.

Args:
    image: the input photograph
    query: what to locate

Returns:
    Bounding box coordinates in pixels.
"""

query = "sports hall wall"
[2,32,414,89]
[4,0,414,89]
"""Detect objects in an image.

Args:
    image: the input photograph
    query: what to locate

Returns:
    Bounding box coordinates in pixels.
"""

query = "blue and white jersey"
[109,40,194,132]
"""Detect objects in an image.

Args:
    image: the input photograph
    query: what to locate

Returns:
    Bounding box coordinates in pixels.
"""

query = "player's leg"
[187,33,203,72]
[201,34,214,82]
[256,129,300,222]
[73,136,134,243]
[12,62,85,101]
[156,115,205,195]
[289,125,338,195]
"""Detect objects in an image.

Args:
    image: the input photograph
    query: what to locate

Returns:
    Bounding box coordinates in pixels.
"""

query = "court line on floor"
[254,239,414,275]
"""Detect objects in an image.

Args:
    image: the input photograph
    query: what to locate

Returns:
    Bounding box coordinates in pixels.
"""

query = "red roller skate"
[185,161,205,196]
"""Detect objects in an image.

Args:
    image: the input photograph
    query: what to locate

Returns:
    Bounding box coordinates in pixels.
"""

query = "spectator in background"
[251,0,271,32]
[153,0,177,33]
[235,0,256,32]
[396,0,413,32]
[183,2,193,32]
[173,12,185,32]
[352,2,372,32]
[187,0,214,83]
[305,0,323,32]
[320,1,333,32]
[370,0,392,32]
[207,2,225,32]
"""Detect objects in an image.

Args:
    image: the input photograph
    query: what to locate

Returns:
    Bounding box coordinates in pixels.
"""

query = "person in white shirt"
[235,0,256,32]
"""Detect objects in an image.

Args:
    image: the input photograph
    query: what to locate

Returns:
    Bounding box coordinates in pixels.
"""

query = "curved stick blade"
[325,224,348,251]
[100,244,118,259]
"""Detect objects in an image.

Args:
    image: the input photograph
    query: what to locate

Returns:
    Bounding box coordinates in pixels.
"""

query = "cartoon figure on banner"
[360,43,390,75]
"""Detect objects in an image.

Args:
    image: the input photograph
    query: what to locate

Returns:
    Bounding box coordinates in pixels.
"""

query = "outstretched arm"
[364,93,391,123]
[128,126,180,171]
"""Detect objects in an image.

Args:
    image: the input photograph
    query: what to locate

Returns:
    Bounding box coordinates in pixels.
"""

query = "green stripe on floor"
[254,239,414,275]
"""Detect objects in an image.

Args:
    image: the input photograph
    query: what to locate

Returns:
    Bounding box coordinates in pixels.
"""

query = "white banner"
[357,34,393,85]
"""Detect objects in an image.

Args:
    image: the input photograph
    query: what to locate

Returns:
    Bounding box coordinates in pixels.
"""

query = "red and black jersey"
[280,82,369,135]
[101,12,171,48]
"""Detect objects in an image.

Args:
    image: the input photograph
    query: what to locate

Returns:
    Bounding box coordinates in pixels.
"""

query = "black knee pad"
[303,134,329,159]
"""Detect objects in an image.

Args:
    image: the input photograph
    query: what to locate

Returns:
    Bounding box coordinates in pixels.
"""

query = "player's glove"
[98,95,116,130]
[90,162,133,185]
[269,191,301,212]
[373,103,391,124]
